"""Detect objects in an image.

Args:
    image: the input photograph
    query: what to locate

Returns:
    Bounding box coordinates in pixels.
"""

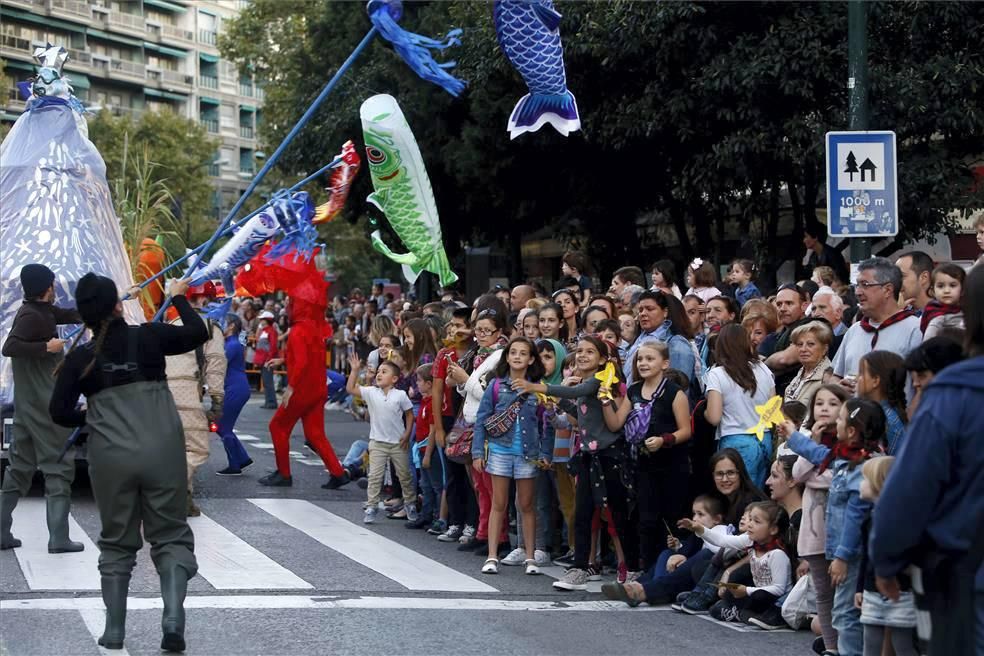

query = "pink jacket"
[793,455,833,558]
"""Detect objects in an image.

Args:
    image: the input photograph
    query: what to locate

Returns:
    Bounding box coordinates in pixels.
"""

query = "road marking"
[249,498,497,593]
[695,613,794,633]
[187,514,313,590]
[78,609,132,656]
[237,434,259,442]
[288,451,304,457]
[296,459,324,466]
[3,595,674,612]
[539,565,603,594]
[249,443,275,449]
[9,498,100,590]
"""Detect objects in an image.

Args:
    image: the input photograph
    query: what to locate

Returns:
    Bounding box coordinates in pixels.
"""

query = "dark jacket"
[1,300,81,358]
[870,355,984,592]
[49,296,208,427]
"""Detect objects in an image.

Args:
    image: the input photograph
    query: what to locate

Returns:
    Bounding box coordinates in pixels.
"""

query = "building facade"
[0,0,262,218]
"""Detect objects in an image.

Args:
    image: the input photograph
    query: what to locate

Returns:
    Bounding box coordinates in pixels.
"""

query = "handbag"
[483,378,527,437]
[444,414,474,463]
[624,379,666,446]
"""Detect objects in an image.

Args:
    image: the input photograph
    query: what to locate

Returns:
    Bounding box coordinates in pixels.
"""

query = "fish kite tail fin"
[427,247,459,288]
[367,0,466,97]
[507,91,580,140]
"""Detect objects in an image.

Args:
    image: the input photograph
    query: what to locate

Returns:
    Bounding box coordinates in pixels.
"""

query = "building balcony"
[105,105,143,121]
[199,30,217,46]
[199,75,218,90]
[239,125,254,139]
[207,163,220,177]
[201,118,219,133]
[239,84,253,97]
[108,58,146,82]
[49,0,92,21]
[0,32,32,55]
[106,11,147,36]
[3,0,42,13]
[161,23,194,43]
[66,48,91,67]
[239,164,254,175]
[146,68,193,88]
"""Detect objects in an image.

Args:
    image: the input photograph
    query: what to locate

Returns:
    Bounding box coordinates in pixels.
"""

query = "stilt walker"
[49,274,207,652]
[165,282,226,517]
[0,264,84,553]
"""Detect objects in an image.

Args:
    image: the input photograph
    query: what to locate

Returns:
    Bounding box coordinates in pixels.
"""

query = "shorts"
[861,590,917,628]
[485,452,538,480]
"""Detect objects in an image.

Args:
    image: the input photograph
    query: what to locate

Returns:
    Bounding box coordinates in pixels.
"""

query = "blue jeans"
[418,448,445,523]
[640,547,712,604]
[719,432,773,490]
[343,440,369,470]
[832,557,863,656]
[261,366,277,406]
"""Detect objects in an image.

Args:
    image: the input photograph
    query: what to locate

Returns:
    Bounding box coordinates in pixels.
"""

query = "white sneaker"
[363,507,378,524]
[533,549,551,567]
[501,547,528,566]
[458,524,476,544]
[524,559,541,575]
[405,504,419,523]
[552,567,588,591]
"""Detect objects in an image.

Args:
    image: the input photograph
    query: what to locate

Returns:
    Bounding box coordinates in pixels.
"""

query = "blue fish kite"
[494,0,580,139]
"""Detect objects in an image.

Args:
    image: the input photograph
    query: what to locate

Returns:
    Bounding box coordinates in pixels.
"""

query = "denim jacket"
[623,321,696,387]
[472,377,549,462]
[788,431,873,562]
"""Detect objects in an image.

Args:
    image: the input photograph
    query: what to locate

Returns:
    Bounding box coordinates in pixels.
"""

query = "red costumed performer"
[256,266,350,489]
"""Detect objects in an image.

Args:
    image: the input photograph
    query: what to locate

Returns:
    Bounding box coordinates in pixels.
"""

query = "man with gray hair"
[620,284,646,311]
[811,287,847,336]
[830,257,922,392]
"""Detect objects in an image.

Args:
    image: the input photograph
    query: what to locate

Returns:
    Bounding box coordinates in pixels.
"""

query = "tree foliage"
[87,109,221,248]
[220,0,984,285]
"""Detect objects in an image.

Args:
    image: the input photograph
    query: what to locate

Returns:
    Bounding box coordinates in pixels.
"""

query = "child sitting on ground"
[602,494,728,606]
[677,501,793,625]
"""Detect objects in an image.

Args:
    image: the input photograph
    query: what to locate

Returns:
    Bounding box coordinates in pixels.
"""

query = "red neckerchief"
[818,442,870,474]
[818,429,838,449]
[919,300,961,334]
[753,537,784,556]
[859,309,914,348]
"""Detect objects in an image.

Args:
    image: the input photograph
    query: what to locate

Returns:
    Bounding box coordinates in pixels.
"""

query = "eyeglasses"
[713,470,739,480]
[855,280,891,289]
[474,327,499,336]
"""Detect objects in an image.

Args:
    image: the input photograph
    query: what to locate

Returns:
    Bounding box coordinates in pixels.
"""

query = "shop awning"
[199,95,220,106]
[143,41,188,58]
[0,7,87,34]
[65,73,90,89]
[88,28,143,48]
[144,87,187,102]
[2,59,36,73]
[198,52,219,64]
[144,0,187,13]
[239,104,255,112]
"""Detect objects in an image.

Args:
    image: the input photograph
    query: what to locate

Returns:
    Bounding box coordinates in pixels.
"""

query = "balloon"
[0,43,143,404]
[494,0,580,139]
[360,94,458,287]
[312,141,361,225]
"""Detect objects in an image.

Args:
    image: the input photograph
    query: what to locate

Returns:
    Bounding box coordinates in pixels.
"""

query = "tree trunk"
[670,199,694,262]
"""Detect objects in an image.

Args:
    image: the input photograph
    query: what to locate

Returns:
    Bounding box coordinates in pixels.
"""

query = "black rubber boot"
[46,495,84,553]
[0,490,21,550]
[160,567,189,652]
[98,576,129,649]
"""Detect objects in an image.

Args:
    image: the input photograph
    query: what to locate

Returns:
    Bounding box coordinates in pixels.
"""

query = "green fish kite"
[360,94,458,287]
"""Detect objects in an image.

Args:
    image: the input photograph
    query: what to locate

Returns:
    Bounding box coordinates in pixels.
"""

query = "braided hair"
[80,319,112,379]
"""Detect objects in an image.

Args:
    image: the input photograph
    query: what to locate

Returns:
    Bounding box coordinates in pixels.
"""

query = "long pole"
[847,0,871,264]
[155,26,380,319]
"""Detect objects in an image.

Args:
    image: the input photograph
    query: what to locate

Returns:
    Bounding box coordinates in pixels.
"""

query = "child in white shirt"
[678,500,792,624]
[347,354,415,524]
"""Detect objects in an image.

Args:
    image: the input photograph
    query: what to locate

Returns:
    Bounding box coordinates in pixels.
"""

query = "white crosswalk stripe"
[186,514,313,590]
[250,498,497,593]
[8,498,100,590]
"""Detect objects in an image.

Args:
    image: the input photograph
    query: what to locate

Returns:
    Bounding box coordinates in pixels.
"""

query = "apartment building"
[0,0,263,218]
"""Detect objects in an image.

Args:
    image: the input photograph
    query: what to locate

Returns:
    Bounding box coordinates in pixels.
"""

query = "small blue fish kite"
[494,0,580,139]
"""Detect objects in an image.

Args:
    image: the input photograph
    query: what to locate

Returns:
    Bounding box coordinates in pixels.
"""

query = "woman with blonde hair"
[782,320,833,420]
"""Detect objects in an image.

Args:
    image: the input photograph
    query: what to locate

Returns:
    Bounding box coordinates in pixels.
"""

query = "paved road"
[0,395,815,655]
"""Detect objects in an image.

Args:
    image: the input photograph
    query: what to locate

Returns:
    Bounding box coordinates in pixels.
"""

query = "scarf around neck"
[859,309,914,348]
[818,441,871,474]
[919,300,961,334]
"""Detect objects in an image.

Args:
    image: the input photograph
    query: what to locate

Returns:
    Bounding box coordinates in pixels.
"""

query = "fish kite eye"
[366,146,386,165]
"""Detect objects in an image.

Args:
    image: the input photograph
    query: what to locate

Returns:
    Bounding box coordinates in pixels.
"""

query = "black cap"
[20,264,55,299]
[75,273,119,326]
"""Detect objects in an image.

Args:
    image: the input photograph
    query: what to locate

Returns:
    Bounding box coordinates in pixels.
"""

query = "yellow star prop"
[595,361,618,403]
[744,395,785,442]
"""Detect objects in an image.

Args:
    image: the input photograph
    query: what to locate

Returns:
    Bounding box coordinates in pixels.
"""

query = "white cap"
[258,310,275,320]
